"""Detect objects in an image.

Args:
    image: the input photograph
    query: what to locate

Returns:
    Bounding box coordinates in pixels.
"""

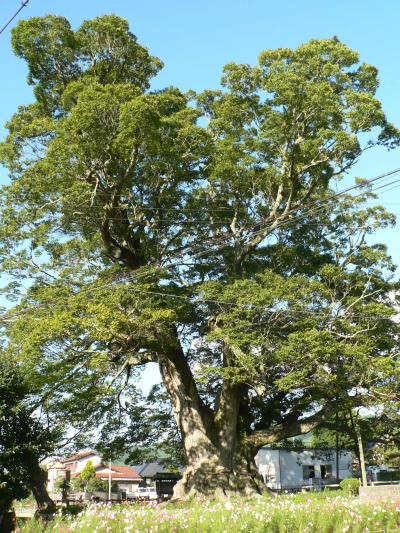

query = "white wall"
[70,454,102,473]
[255,448,280,487]
[96,466,113,474]
[255,448,353,490]
[46,464,66,493]
[92,471,140,493]
[117,482,140,492]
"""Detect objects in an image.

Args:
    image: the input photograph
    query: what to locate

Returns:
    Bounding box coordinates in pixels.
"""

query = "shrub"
[80,461,96,484]
[61,503,85,516]
[340,477,360,495]
[53,478,70,499]
[69,476,85,492]
[86,477,108,492]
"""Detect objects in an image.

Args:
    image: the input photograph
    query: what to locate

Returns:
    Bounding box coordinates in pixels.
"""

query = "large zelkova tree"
[0,15,399,498]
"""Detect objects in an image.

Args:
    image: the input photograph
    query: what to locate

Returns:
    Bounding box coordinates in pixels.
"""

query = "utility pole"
[108,458,112,501]
[356,428,368,487]
[336,410,340,482]
[349,409,368,487]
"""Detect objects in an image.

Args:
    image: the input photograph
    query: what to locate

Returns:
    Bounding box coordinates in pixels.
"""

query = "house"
[90,464,141,495]
[133,461,182,497]
[44,459,68,494]
[133,462,168,486]
[46,451,141,496]
[61,450,102,474]
[255,447,353,491]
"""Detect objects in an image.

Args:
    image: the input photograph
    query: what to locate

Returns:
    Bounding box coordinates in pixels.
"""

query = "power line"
[42,217,395,231]
[13,169,400,268]
[12,171,400,291]
[0,280,396,325]
[62,168,400,204]
[235,177,400,246]
[20,173,400,272]
[24,167,400,217]
[160,177,400,266]
[261,176,400,236]
[10,174,400,286]
[0,0,29,36]
[87,172,400,239]
[0,265,160,324]
[122,286,398,322]
[1,168,399,324]
[57,177,400,225]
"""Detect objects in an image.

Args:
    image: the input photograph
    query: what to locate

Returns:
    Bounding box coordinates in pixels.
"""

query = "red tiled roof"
[95,465,141,481]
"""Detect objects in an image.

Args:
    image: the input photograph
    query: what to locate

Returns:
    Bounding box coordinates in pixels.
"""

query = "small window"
[303,465,315,480]
[321,464,332,479]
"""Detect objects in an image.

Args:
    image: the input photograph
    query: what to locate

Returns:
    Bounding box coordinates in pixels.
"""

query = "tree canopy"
[0,15,399,498]
[0,358,56,515]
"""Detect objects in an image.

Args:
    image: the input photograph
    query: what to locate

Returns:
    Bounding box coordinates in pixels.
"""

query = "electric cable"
[0,0,29,35]
[1,168,399,324]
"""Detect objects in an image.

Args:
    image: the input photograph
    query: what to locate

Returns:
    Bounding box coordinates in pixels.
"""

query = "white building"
[44,459,67,494]
[255,447,353,490]
[46,451,141,496]
[91,464,142,495]
[61,450,102,474]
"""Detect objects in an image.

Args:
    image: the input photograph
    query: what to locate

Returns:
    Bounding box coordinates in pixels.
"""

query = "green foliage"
[61,503,85,516]
[86,477,107,492]
[372,444,400,469]
[311,409,400,473]
[340,478,360,495]
[53,477,69,494]
[311,427,345,450]
[69,476,117,494]
[273,439,305,450]
[11,14,161,107]
[80,461,96,484]
[0,15,399,474]
[69,477,85,493]
[97,384,186,471]
[0,357,56,513]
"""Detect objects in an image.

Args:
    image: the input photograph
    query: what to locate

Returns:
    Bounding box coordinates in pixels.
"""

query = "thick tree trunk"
[173,457,265,500]
[0,510,15,533]
[158,339,265,500]
[170,421,265,500]
[27,462,56,515]
[0,498,15,533]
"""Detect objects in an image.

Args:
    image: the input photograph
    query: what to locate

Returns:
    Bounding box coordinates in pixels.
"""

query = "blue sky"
[1,0,400,266]
[1,0,400,392]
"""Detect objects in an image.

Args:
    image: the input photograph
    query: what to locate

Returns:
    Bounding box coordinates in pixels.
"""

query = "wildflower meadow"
[17,493,400,533]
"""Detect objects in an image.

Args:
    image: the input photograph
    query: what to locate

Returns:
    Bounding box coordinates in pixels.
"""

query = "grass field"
[16,493,400,532]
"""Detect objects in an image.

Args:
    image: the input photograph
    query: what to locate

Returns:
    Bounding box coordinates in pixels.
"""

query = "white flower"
[225,500,233,511]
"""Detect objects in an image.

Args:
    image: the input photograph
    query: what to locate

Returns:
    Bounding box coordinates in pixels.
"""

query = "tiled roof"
[95,465,141,481]
[132,462,166,478]
[61,450,98,464]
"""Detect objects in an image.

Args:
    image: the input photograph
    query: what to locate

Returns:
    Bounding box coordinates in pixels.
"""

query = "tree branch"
[244,403,336,449]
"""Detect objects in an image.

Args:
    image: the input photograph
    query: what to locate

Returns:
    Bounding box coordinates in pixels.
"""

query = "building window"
[302,465,315,480]
[321,464,332,479]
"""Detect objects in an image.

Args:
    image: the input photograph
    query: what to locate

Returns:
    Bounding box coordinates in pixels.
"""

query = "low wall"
[359,485,400,503]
